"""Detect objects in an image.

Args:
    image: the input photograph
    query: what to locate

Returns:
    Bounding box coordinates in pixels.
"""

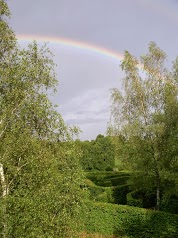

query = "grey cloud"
[66,117,108,125]
[8,0,178,140]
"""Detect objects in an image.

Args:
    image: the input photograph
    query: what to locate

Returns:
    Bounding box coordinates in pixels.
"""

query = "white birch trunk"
[0,163,9,238]
[0,163,8,197]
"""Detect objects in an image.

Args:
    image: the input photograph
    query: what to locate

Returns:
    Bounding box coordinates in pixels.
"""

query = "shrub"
[112,185,129,205]
[81,201,178,238]
[127,192,143,208]
[86,180,129,205]
[161,198,178,214]
[86,171,131,187]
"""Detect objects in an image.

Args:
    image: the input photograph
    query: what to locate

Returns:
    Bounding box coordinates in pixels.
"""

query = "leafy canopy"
[108,42,178,209]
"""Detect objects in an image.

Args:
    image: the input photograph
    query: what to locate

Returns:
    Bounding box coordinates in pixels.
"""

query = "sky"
[7,0,178,140]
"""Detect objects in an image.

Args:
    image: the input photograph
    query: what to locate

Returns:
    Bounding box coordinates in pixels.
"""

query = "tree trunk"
[153,153,161,211]
[0,163,9,238]
[156,182,160,210]
[0,163,8,197]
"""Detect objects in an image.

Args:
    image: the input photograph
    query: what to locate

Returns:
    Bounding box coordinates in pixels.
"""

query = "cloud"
[46,48,123,140]
[61,88,110,119]
[59,88,111,139]
[9,0,178,140]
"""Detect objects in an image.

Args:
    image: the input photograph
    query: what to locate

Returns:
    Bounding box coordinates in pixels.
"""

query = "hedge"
[85,177,129,205]
[127,192,143,208]
[161,198,178,214]
[81,201,178,238]
[86,171,131,187]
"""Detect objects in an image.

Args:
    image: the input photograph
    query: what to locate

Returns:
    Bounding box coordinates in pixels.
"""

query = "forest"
[1,1,178,237]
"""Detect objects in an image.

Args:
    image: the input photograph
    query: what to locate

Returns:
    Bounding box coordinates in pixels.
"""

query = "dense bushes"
[85,172,130,205]
[86,171,130,187]
[82,201,178,238]
[161,197,178,214]
[86,171,178,214]
[78,135,115,171]
[86,183,129,205]
[127,192,143,208]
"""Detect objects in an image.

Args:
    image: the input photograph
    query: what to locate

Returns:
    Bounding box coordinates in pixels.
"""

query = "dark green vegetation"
[82,201,178,238]
[85,171,129,205]
[78,41,178,236]
[79,139,178,214]
[81,170,178,237]
[1,1,178,237]
[77,134,115,171]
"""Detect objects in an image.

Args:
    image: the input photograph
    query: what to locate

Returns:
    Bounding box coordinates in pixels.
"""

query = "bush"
[127,192,143,208]
[86,178,129,205]
[86,171,130,206]
[79,135,115,171]
[86,171,131,187]
[81,201,178,238]
[111,185,129,205]
[161,198,178,214]
[88,186,106,201]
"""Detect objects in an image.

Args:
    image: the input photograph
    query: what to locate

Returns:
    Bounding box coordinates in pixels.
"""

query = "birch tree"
[108,42,178,210]
[0,1,83,237]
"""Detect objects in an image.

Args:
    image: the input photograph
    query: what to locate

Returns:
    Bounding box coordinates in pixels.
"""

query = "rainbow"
[15,1,178,72]
[16,34,143,70]
[16,0,178,72]
[17,34,124,62]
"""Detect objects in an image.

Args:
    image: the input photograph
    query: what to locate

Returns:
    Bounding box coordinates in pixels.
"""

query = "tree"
[79,135,115,171]
[108,42,178,210]
[0,1,84,237]
[92,135,115,171]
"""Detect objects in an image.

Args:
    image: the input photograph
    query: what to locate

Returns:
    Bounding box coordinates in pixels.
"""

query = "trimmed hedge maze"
[85,171,130,205]
[82,201,178,238]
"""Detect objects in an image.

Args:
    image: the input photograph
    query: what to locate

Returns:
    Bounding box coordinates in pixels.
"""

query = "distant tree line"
[76,134,115,171]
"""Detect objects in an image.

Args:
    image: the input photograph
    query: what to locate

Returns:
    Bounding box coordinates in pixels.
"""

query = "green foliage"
[82,201,178,238]
[127,192,143,208]
[87,185,107,203]
[0,2,83,237]
[0,0,10,16]
[161,197,178,214]
[0,142,84,238]
[85,172,130,205]
[112,185,129,205]
[87,184,129,205]
[78,135,115,171]
[86,171,130,187]
[108,42,178,210]
[0,0,16,63]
